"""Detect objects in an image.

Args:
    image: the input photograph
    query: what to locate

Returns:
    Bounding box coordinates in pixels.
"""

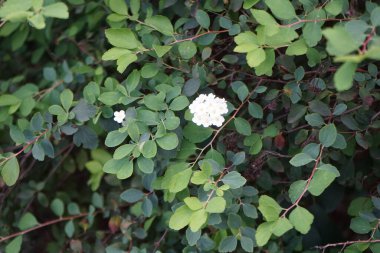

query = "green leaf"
[289,180,307,203]
[156,133,178,150]
[255,49,275,76]
[183,123,213,143]
[265,0,297,19]
[113,144,135,160]
[242,204,258,219]
[186,228,201,246]
[234,117,251,136]
[5,236,22,253]
[98,91,121,106]
[184,197,203,210]
[109,0,128,15]
[205,197,226,213]
[288,104,307,124]
[244,133,263,155]
[178,41,197,60]
[248,102,263,119]
[289,206,314,234]
[120,189,144,203]
[169,205,193,230]
[195,10,210,29]
[319,123,337,147]
[28,13,45,29]
[67,203,80,215]
[240,235,254,252]
[169,96,189,111]
[371,7,380,26]
[143,93,165,111]
[303,23,322,47]
[1,157,20,186]
[221,171,247,189]
[71,99,96,122]
[272,217,293,236]
[102,48,131,61]
[325,0,345,15]
[255,222,273,246]
[145,15,174,35]
[189,209,208,232]
[0,94,21,106]
[141,63,159,78]
[286,39,308,56]
[258,195,282,222]
[218,236,237,253]
[309,100,331,117]
[130,0,140,16]
[246,48,266,67]
[250,9,278,27]
[18,212,39,230]
[334,62,357,91]
[350,217,372,234]
[60,89,73,111]
[370,243,380,253]
[289,153,314,167]
[153,44,172,57]
[305,113,325,127]
[42,3,69,19]
[308,164,339,196]
[105,28,139,49]
[116,53,138,73]
[232,152,245,165]
[127,122,140,142]
[103,158,134,179]
[141,140,157,159]
[234,31,259,51]
[105,130,128,148]
[322,26,359,56]
[168,168,192,193]
[244,0,260,9]
[65,220,75,238]
[137,157,154,174]
[50,198,64,217]
[191,171,209,185]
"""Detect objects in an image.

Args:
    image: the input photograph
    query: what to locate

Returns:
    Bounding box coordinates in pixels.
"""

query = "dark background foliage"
[0,0,380,253]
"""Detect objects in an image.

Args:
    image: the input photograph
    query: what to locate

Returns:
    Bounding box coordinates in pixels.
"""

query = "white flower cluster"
[113,110,126,123]
[189,94,228,128]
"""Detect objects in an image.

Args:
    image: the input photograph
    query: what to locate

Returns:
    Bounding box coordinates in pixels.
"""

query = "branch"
[316,239,380,252]
[281,145,324,218]
[152,229,168,253]
[280,18,354,28]
[0,19,6,28]
[0,212,96,243]
[316,219,380,252]
[0,128,49,166]
[135,30,228,55]
[169,30,229,45]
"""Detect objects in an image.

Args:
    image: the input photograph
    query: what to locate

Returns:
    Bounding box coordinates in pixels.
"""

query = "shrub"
[0,0,380,252]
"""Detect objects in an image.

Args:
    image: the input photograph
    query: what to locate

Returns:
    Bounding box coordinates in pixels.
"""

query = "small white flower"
[113,110,126,123]
[188,93,228,128]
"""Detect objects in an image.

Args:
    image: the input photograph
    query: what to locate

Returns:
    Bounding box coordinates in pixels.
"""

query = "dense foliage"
[1,0,380,252]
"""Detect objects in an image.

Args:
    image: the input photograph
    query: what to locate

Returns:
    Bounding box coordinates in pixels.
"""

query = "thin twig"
[152,229,168,253]
[280,18,354,28]
[0,212,96,243]
[0,128,49,166]
[281,145,324,218]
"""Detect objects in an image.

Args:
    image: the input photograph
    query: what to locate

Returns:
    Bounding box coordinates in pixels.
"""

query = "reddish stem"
[0,128,49,165]
[281,145,324,218]
[0,212,95,243]
[280,18,354,28]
